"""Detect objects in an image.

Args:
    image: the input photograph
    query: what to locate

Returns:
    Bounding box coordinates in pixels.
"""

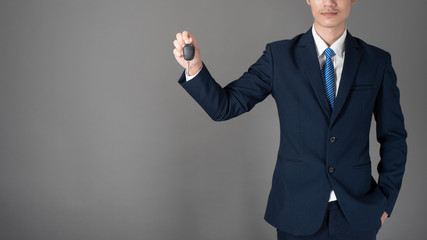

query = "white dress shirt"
[312,26,347,98]
[185,64,202,81]
[185,26,348,202]
[312,26,347,201]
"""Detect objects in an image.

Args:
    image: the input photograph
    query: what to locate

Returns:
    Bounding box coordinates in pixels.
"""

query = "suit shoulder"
[353,36,391,59]
[267,33,305,50]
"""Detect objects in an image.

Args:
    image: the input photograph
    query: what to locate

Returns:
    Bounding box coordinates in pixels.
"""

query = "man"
[172,0,407,239]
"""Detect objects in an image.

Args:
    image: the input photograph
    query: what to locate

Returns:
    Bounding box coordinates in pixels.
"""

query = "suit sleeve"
[373,52,408,217]
[178,44,274,121]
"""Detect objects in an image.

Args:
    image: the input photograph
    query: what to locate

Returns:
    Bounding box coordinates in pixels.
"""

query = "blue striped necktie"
[322,48,335,110]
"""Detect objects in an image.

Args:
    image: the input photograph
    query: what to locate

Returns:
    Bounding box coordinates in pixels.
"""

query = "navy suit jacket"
[178,29,407,235]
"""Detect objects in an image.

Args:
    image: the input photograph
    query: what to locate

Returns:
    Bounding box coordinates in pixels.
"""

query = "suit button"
[328,167,335,174]
[330,137,336,143]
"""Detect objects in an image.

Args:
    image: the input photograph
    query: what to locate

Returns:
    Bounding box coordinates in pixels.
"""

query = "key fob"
[183,44,195,61]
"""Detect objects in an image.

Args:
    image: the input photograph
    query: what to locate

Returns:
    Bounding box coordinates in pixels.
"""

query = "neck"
[313,23,346,46]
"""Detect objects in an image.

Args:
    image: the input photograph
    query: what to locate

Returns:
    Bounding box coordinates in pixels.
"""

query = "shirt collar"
[312,25,347,58]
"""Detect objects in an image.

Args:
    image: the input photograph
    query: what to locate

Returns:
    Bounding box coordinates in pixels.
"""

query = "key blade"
[187,61,190,75]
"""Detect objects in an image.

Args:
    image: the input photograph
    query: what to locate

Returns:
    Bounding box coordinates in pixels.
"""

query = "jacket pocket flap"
[351,84,375,90]
[277,154,303,165]
[352,161,372,169]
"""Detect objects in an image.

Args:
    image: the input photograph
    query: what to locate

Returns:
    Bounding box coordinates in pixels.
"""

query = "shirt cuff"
[185,66,203,81]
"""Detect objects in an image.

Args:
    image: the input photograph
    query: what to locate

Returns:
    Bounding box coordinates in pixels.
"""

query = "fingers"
[173,40,182,57]
[173,31,196,58]
[173,48,181,58]
[181,31,193,44]
[175,31,194,46]
[173,30,201,71]
[381,211,388,225]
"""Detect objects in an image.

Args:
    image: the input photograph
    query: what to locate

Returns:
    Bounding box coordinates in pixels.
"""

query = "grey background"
[0,0,426,239]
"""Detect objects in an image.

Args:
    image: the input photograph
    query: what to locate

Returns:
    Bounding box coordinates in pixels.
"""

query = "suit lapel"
[331,33,363,124]
[297,29,331,119]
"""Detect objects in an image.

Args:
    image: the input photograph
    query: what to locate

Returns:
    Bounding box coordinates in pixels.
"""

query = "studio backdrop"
[1,0,426,239]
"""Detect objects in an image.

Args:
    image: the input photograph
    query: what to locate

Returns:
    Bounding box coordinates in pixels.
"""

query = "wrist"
[188,62,203,76]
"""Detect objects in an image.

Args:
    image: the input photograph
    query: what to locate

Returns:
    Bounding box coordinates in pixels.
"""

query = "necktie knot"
[324,47,335,59]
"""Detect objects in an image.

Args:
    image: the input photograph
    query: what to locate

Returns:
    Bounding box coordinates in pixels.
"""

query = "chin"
[320,21,344,29]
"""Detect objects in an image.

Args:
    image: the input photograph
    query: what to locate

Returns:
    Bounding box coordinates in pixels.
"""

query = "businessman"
[172,0,407,239]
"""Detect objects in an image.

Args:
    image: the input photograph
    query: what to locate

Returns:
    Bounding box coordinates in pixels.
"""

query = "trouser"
[277,201,380,240]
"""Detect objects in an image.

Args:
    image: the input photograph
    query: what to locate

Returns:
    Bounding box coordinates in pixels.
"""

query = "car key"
[183,44,195,75]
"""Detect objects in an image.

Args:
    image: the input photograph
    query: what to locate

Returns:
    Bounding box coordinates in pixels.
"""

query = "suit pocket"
[351,84,375,90]
[352,161,372,169]
[277,154,303,165]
